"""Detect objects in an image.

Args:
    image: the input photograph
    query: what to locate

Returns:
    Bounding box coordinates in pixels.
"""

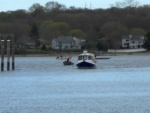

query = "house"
[122,35,145,49]
[51,36,81,50]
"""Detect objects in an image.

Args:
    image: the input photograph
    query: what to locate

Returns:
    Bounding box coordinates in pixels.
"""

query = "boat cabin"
[78,55,95,61]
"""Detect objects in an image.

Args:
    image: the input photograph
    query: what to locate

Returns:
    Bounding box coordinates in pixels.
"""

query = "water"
[1,55,150,113]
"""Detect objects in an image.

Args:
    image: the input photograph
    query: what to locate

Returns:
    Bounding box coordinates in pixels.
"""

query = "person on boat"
[56,55,63,59]
[66,56,72,62]
[67,57,70,62]
[60,55,64,60]
[56,56,59,59]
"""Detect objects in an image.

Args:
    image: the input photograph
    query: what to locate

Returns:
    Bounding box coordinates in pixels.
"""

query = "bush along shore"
[15,49,83,56]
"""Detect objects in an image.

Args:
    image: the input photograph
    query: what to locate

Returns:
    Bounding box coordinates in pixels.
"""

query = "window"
[124,43,129,46]
[88,56,92,60]
[78,56,82,60]
[138,45,141,48]
[83,56,87,60]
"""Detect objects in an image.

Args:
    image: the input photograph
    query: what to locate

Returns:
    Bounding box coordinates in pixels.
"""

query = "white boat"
[76,50,97,69]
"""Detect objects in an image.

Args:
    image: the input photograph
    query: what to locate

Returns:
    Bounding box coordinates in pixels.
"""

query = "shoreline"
[14,51,150,57]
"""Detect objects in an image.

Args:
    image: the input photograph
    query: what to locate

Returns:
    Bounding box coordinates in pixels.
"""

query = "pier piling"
[7,40,10,71]
[1,40,4,71]
[0,34,15,71]
[12,37,15,70]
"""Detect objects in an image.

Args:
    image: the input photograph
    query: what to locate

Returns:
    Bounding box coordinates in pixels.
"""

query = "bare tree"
[29,3,43,12]
[115,0,140,8]
[44,1,66,12]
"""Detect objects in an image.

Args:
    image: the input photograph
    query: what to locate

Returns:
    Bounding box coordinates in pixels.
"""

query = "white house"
[51,36,81,50]
[122,35,145,49]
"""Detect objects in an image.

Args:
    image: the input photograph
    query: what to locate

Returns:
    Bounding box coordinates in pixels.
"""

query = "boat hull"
[63,61,74,65]
[76,61,96,69]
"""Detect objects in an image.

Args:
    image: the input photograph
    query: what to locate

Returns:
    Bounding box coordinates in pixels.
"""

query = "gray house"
[122,35,145,49]
[51,36,81,50]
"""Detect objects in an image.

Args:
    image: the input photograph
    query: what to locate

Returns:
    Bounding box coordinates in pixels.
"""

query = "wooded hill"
[0,1,150,49]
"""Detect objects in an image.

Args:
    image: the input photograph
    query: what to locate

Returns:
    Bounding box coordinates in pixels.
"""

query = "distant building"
[16,36,36,49]
[51,36,81,50]
[122,35,145,49]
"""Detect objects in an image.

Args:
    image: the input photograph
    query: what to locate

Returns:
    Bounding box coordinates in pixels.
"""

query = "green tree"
[130,28,146,35]
[52,22,70,35]
[29,23,40,46]
[29,3,44,17]
[101,22,128,49]
[13,24,31,43]
[96,41,109,51]
[0,23,30,42]
[96,42,103,50]
[82,41,92,50]
[0,12,15,22]
[0,23,13,33]
[11,10,27,19]
[74,13,91,31]
[39,20,70,44]
[69,29,86,39]
[29,3,43,12]
[39,20,54,44]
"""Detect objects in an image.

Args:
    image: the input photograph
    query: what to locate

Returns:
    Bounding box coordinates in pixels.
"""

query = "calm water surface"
[0,55,150,113]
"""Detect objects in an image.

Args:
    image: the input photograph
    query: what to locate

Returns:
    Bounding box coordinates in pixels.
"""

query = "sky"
[0,0,149,12]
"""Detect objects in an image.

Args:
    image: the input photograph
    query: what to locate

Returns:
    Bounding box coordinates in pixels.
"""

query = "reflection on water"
[1,56,150,113]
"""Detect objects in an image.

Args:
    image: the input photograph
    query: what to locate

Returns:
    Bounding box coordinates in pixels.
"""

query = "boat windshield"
[83,56,88,60]
[78,55,93,60]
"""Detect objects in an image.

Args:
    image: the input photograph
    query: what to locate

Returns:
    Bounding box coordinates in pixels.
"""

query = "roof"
[122,35,145,40]
[54,36,77,43]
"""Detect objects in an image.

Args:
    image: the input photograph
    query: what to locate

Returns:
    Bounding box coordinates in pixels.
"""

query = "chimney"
[129,35,132,38]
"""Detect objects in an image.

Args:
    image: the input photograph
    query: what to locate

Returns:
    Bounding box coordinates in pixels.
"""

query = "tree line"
[0,1,150,50]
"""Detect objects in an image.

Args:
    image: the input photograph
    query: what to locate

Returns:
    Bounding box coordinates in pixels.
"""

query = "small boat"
[63,61,74,65]
[56,55,67,60]
[76,50,97,69]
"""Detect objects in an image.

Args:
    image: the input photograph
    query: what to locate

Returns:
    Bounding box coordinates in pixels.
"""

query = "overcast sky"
[0,0,149,12]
